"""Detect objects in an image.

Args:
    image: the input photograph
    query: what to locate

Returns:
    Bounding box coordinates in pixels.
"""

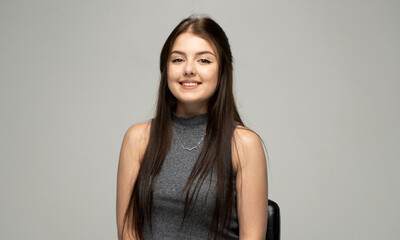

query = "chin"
[176,97,208,105]
[178,99,201,104]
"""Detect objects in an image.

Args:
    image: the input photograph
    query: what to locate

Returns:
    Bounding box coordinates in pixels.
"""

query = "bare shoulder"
[121,121,151,164]
[124,121,151,143]
[232,125,265,170]
[233,125,262,147]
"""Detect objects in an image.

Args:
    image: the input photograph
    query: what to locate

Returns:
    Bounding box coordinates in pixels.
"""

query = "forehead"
[171,32,216,54]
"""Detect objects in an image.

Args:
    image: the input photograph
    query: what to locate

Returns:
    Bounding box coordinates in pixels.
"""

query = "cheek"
[205,66,219,87]
[167,75,175,94]
[167,68,182,97]
[167,69,175,88]
[212,69,219,85]
[167,65,180,82]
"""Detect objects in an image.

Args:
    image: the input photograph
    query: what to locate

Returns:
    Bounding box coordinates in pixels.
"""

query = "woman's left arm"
[232,126,268,240]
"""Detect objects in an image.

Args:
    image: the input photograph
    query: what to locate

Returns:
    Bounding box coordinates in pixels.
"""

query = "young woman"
[117,15,268,240]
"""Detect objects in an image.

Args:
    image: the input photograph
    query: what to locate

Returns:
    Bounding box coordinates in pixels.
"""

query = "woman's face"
[167,32,219,115]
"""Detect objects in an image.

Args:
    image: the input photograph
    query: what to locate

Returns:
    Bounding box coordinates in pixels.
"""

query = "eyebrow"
[170,50,216,57]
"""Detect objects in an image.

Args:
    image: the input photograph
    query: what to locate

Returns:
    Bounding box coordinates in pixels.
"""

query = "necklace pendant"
[184,146,197,151]
[173,126,205,152]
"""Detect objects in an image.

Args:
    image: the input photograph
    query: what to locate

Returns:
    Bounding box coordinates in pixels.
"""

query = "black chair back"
[266,200,280,240]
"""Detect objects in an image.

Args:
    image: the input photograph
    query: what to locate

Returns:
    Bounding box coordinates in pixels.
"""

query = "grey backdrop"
[1,0,399,239]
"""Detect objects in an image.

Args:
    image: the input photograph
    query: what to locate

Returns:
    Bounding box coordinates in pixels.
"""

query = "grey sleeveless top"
[143,113,239,239]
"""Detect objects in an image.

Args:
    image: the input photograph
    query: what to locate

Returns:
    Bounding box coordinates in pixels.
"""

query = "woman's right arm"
[116,122,150,240]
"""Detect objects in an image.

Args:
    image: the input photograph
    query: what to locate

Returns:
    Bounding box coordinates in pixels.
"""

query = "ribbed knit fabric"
[143,112,239,239]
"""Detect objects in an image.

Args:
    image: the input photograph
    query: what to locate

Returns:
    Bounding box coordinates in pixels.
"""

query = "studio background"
[1,0,399,239]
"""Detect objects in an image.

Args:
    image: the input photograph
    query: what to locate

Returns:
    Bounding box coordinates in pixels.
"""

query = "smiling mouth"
[180,82,201,86]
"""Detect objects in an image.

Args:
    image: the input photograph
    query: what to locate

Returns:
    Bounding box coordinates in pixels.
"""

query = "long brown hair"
[123,15,244,239]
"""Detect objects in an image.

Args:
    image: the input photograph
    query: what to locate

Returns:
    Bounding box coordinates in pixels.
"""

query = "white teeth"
[182,82,199,86]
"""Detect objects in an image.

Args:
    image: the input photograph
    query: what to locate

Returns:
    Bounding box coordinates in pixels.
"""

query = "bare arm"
[116,122,150,240]
[232,126,268,240]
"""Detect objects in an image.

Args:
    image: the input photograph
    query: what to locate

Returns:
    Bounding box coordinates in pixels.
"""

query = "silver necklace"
[173,127,205,151]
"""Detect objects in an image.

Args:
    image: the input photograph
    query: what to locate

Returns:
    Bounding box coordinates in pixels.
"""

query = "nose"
[183,61,196,77]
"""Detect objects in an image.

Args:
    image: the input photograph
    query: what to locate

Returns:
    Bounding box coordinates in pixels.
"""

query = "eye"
[199,59,212,64]
[171,58,184,63]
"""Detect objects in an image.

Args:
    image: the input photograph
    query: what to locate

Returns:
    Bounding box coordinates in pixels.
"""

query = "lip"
[179,79,201,84]
[179,79,201,90]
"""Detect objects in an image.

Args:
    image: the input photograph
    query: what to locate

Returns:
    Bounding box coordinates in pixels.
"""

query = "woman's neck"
[175,102,208,117]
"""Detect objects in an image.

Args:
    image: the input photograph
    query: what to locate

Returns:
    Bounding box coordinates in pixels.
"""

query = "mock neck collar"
[172,112,208,127]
